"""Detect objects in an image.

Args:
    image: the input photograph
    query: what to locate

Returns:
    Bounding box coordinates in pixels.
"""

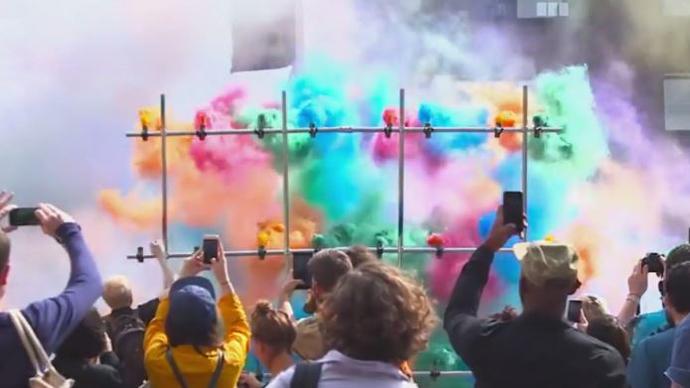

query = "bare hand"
[0,191,17,233]
[210,239,230,284]
[576,308,589,332]
[179,250,206,278]
[35,203,75,238]
[628,261,649,297]
[238,373,262,388]
[484,206,522,252]
[280,272,304,301]
[150,239,167,260]
[104,332,113,353]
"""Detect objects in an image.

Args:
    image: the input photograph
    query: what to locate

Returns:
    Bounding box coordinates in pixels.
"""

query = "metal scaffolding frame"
[125,87,560,263]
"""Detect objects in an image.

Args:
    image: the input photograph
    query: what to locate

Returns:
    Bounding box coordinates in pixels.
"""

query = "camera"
[642,252,665,276]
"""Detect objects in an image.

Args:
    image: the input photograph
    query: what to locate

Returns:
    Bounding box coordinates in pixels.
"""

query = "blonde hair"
[582,294,609,322]
[102,276,133,309]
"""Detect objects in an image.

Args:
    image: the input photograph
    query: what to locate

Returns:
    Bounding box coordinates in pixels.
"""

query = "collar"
[320,350,410,380]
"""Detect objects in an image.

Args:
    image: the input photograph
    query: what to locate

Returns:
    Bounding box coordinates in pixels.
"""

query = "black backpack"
[106,312,147,388]
[289,362,323,388]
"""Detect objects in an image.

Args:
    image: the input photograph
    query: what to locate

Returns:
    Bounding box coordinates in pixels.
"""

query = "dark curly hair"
[321,262,438,363]
[57,308,106,360]
[344,245,377,268]
[251,300,296,353]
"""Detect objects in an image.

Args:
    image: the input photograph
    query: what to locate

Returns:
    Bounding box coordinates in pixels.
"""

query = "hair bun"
[254,300,274,316]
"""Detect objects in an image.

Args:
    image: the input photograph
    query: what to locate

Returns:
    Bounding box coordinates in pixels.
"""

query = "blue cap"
[167,277,217,342]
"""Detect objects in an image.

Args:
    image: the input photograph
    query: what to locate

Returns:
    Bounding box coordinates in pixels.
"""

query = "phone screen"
[202,236,219,264]
[567,300,583,323]
[293,252,313,290]
[9,208,40,226]
[503,192,524,232]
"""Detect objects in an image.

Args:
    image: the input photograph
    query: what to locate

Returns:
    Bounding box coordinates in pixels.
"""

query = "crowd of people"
[0,190,689,388]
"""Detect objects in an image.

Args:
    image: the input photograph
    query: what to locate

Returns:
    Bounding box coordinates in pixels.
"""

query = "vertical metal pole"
[521,86,528,241]
[281,91,291,257]
[160,94,169,252]
[397,89,405,267]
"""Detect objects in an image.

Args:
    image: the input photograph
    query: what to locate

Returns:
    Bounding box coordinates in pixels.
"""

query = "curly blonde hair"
[251,300,296,353]
[321,262,438,363]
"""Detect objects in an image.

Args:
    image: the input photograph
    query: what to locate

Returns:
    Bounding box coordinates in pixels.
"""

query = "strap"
[166,349,224,388]
[15,310,53,368]
[290,362,323,388]
[8,310,42,376]
[166,349,190,388]
[208,352,225,388]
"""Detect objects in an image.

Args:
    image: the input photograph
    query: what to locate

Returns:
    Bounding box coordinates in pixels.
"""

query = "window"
[519,0,569,18]
[664,76,690,131]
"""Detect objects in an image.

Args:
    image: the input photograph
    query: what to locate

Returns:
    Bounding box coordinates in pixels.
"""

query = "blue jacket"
[628,327,674,388]
[0,223,102,388]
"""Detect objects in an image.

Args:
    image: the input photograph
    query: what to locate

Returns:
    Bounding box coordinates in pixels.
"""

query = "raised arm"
[277,273,304,320]
[617,261,648,327]
[22,204,103,354]
[444,207,517,361]
[150,239,176,289]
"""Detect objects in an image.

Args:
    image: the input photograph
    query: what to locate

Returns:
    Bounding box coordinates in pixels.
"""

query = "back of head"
[103,276,133,310]
[322,262,438,363]
[57,308,106,360]
[582,295,609,322]
[666,244,690,270]
[251,300,296,353]
[665,261,690,315]
[586,315,631,363]
[308,249,353,292]
[344,245,377,268]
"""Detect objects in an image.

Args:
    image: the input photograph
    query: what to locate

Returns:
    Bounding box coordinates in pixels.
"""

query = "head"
[582,295,609,323]
[586,315,631,363]
[57,308,106,361]
[102,276,133,310]
[515,241,581,317]
[250,300,296,366]
[0,231,10,300]
[322,262,438,364]
[344,245,377,268]
[308,249,352,304]
[165,277,222,349]
[663,262,690,324]
[666,244,690,270]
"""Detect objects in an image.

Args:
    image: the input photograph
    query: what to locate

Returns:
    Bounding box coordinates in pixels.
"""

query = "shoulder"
[568,328,625,366]
[266,365,295,388]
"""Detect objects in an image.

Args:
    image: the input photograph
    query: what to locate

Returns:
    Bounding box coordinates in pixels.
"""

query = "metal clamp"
[423,123,434,139]
[435,245,444,259]
[493,124,504,138]
[309,122,318,138]
[532,116,546,138]
[136,246,145,263]
[376,240,385,259]
[383,124,393,138]
[258,246,267,260]
[430,360,441,381]
[255,114,267,139]
[196,126,207,141]
[140,127,149,141]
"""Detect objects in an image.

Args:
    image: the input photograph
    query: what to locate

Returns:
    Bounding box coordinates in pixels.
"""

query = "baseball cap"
[513,241,579,286]
[167,276,217,335]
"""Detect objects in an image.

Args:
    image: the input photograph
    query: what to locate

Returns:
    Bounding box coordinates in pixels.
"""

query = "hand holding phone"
[292,252,313,290]
[567,299,583,323]
[202,235,220,265]
[642,253,665,276]
[503,191,524,233]
[9,207,40,226]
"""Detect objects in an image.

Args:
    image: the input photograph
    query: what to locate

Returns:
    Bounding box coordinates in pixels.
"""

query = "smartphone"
[642,253,665,276]
[202,235,219,265]
[503,191,524,233]
[9,208,40,226]
[292,252,313,290]
[566,300,583,323]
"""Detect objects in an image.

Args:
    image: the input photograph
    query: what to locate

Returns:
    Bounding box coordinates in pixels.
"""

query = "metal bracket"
[255,114,267,139]
[493,124,504,138]
[309,122,318,138]
[376,240,385,259]
[136,246,145,263]
[435,246,444,259]
[383,124,393,138]
[258,246,267,260]
[423,123,434,139]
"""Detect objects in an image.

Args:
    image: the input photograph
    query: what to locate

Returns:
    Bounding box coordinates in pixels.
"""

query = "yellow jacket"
[144,293,250,388]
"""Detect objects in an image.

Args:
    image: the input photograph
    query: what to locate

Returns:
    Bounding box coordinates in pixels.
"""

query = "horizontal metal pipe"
[412,370,473,377]
[125,126,561,138]
[127,246,513,260]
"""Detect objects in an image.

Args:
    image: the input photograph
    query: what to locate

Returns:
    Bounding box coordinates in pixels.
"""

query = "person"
[102,240,174,387]
[669,321,690,388]
[344,245,377,268]
[586,315,631,363]
[53,308,123,388]
[0,193,103,388]
[279,249,353,360]
[143,238,250,387]
[628,261,690,388]
[239,301,297,388]
[582,295,609,323]
[268,261,438,387]
[618,245,690,347]
[444,207,626,388]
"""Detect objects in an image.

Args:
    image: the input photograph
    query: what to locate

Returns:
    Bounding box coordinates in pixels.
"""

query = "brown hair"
[322,262,438,363]
[586,315,631,363]
[251,300,296,353]
[0,231,9,272]
[344,245,377,268]
[308,249,352,292]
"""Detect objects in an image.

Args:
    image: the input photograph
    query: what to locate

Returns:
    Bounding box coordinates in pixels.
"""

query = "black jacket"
[443,246,627,388]
[54,352,124,388]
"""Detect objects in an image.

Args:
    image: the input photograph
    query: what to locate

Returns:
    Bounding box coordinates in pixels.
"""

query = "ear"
[568,279,582,296]
[0,265,10,286]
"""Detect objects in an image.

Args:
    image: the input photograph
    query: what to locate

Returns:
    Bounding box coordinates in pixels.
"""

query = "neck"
[267,352,294,376]
[669,310,689,326]
[522,299,567,320]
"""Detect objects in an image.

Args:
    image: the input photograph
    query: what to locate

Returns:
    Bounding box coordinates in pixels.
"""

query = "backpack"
[289,362,323,388]
[105,312,147,388]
